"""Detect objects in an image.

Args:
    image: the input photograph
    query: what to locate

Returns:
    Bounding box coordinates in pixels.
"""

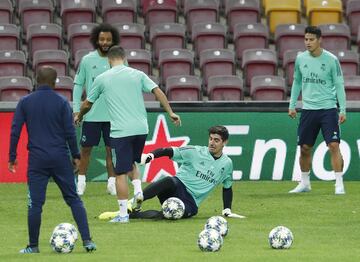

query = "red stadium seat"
[19,0,54,35]
[165,75,201,101]
[143,0,178,30]
[143,75,159,101]
[250,75,286,100]
[242,48,277,87]
[333,50,359,76]
[125,49,152,75]
[283,49,303,88]
[192,22,226,58]
[74,48,92,70]
[150,23,186,61]
[67,23,96,61]
[0,24,20,51]
[233,23,269,63]
[199,48,235,91]
[158,49,194,85]
[60,0,96,33]
[208,75,243,100]
[346,0,360,37]
[274,24,306,60]
[184,0,219,33]
[0,0,13,24]
[26,23,62,59]
[55,76,73,101]
[0,50,26,77]
[225,0,261,34]
[318,24,351,51]
[114,23,145,50]
[102,0,137,24]
[344,75,360,100]
[33,50,69,77]
[0,76,32,101]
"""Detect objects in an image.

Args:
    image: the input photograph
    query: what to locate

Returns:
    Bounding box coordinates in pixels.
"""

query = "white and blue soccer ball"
[205,216,229,237]
[50,229,76,253]
[197,229,223,252]
[268,226,294,249]
[52,223,78,241]
[162,197,185,220]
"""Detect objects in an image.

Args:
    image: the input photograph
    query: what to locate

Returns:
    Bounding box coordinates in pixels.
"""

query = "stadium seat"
[143,75,159,101]
[0,24,20,51]
[74,48,92,70]
[333,50,359,76]
[208,75,243,101]
[306,0,343,26]
[275,24,306,60]
[192,22,226,59]
[184,0,219,33]
[114,23,145,50]
[19,0,54,35]
[101,0,137,24]
[283,49,303,88]
[166,75,201,101]
[265,0,301,34]
[344,75,360,100]
[346,0,360,37]
[242,49,277,88]
[150,23,186,61]
[143,0,178,30]
[125,49,152,75]
[0,50,26,77]
[26,23,62,59]
[0,0,13,24]
[67,23,97,61]
[60,0,96,33]
[0,76,32,101]
[158,49,194,86]
[233,23,269,63]
[225,0,261,34]
[33,50,69,76]
[55,76,73,101]
[318,24,350,51]
[250,75,286,100]
[199,49,235,91]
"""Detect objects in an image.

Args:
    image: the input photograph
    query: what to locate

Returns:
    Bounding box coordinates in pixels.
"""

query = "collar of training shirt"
[36,85,52,91]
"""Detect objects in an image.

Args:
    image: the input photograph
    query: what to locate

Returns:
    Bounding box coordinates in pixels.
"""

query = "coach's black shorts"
[110,134,147,174]
[80,121,111,147]
[298,108,340,146]
[158,177,198,218]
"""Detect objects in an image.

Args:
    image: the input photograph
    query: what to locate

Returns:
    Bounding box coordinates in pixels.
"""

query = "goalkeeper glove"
[140,153,154,165]
[222,208,246,219]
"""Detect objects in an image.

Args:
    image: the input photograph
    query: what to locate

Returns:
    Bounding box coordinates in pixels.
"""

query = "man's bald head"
[36,66,57,88]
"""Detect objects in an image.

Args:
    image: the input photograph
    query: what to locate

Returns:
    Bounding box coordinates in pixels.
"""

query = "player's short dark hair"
[108,45,126,60]
[90,23,120,49]
[208,126,229,141]
[36,66,57,88]
[305,26,322,38]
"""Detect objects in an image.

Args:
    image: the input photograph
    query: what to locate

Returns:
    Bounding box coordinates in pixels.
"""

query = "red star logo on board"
[142,115,190,182]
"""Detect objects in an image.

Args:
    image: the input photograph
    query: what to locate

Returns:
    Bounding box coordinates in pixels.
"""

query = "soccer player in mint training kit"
[130,126,244,219]
[73,23,142,197]
[8,66,96,253]
[288,26,347,195]
[75,45,181,223]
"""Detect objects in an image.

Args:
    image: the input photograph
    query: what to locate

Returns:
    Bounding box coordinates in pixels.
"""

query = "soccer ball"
[197,229,223,252]
[205,216,229,237]
[161,197,185,220]
[268,226,294,249]
[50,229,76,253]
[52,223,78,241]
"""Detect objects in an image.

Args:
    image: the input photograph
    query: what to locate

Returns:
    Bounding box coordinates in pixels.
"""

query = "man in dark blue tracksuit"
[8,66,96,253]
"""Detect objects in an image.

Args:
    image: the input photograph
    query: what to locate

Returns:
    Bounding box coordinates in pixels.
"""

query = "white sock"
[335,172,343,186]
[108,177,116,185]
[118,199,128,217]
[78,174,86,184]
[301,171,310,186]
[132,179,142,195]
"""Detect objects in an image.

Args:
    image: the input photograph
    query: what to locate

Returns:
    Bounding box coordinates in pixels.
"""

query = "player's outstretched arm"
[222,187,246,218]
[140,148,174,165]
[152,87,181,126]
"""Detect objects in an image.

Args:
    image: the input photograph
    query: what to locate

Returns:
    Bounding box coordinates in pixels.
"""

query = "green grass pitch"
[0,181,359,262]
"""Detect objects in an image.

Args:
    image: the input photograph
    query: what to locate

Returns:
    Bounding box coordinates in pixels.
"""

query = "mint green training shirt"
[87,64,156,138]
[172,145,233,207]
[289,49,346,114]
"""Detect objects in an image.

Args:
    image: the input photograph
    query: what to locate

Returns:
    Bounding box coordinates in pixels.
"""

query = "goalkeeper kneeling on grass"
[100,125,244,220]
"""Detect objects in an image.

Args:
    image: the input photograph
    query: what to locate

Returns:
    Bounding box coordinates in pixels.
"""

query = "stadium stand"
[275,24,306,60]
[101,0,137,24]
[346,0,360,37]
[0,24,20,51]
[125,49,152,75]
[250,75,286,101]
[142,0,178,30]
[283,49,303,88]
[0,76,32,101]
[333,49,359,76]
[33,49,69,77]
[208,75,243,101]
[344,75,360,100]
[0,50,26,77]
[318,23,351,51]
[0,0,13,24]
[184,0,219,34]
[67,23,97,61]
[114,23,146,50]
[60,0,96,33]
[166,75,202,101]
[306,0,343,26]
[54,76,73,101]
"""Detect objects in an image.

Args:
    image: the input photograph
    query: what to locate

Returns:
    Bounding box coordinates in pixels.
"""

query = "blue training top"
[9,85,80,168]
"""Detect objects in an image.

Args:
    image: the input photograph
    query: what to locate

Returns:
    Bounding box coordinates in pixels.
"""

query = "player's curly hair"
[208,126,229,141]
[90,23,120,49]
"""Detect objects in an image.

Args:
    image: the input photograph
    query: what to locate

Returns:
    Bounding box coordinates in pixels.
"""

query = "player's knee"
[300,145,312,156]
[81,147,92,156]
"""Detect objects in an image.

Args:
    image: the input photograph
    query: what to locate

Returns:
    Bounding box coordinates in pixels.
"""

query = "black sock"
[143,176,177,201]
